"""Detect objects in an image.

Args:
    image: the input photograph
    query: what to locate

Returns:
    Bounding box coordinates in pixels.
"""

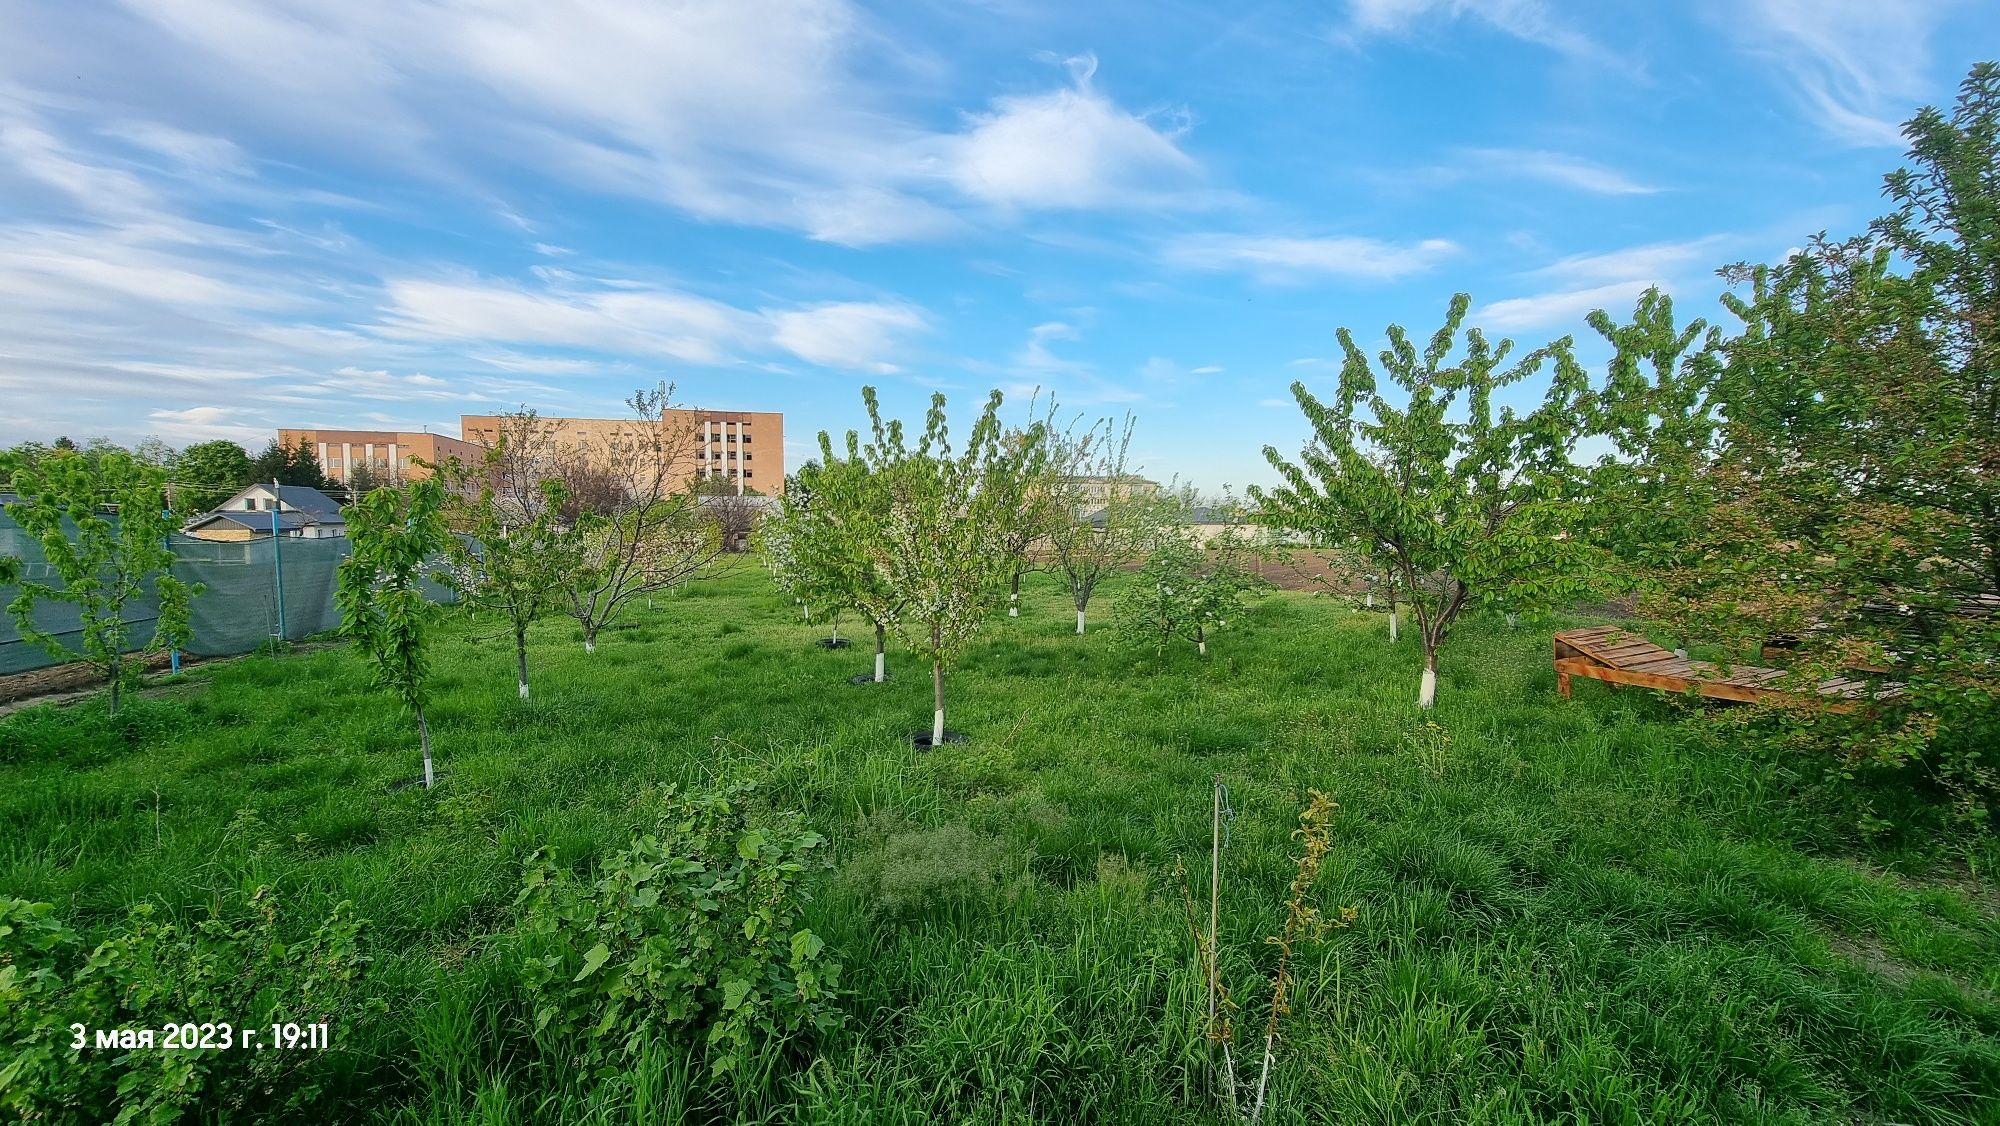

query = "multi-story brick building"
[278,409,783,496]
[459,409,781,495]
[276,428,487,485]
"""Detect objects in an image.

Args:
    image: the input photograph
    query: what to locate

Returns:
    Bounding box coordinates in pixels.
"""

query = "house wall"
[186,524,258,543]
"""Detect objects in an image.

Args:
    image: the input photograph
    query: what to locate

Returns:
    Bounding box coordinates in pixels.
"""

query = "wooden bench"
[1553,626,1901,713]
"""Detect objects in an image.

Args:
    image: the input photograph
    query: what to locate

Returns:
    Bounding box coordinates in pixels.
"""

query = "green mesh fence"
[0,510,455,676]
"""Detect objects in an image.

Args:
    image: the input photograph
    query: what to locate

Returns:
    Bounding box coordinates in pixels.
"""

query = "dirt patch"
[1827,932,1921,987]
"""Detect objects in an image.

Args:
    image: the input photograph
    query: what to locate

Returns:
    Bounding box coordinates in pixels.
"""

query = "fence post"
[271,480,287,642]
[163,506,180,675]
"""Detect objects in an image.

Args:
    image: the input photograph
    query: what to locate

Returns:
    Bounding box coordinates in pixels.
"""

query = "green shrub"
[0,890,377,1125]
[512,782,842,1078]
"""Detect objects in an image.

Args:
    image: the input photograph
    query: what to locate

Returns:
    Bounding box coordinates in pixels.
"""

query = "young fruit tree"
[1253,293,1601,708]
[1115,527,1256,657]
[761,474,854,649]
[0,451,198,715]
[337,478,451,789]
[555,383,726,654]
[1046,414,1163,635]
[770,447,906,680]
[433,414,574,701]
[849,386,1037,744]
[989,396,1068,618]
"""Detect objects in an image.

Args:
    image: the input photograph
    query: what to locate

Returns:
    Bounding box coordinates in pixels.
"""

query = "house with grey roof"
[182,483,347,542]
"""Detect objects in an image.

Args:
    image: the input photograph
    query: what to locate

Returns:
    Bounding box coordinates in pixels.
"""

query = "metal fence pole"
[163,506,180,675]
[271,480,288,642]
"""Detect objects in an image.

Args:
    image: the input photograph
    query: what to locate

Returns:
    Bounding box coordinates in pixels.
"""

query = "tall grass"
[2,565,1996,1123]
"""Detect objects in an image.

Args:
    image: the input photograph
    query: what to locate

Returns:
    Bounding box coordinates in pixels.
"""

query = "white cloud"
[1529,236,1730,285]
[60,2,1198,245]
[1472,235,1735,331]
[1163,233,1458,283]
[1716,0,1950,145]
[1476,280,1655,332]
[375,278,757,365]
[767,301,928,372]
[1454,148,1659,195]
[1341,0,1604,60]
[946,53,1198,210]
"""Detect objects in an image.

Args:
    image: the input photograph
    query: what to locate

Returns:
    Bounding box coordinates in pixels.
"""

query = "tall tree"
[555,383,725,654]
[0,451,198,714]
[1622,65,2000,826]
[250,439,336,491]
[337,478,451,788]
[173,440,254,516]
[1253,294,1600,708]
[435,415,572,701]
[849,386,1036,744]
[1046,415,1162,635]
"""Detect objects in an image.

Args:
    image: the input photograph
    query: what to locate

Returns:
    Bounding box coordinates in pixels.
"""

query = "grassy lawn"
[3,564,1997,1124]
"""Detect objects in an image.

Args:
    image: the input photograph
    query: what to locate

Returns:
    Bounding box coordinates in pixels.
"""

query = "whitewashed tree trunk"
[1419,649,1438,709]
[874,624,887,683]
[931,660,946,744]
[516,633,530,700]
[1506,612,1518,630]
[417,705,435,788]
[1389,607,1399,643]
[1075,608,1086,634]
[1365,592,1374,609]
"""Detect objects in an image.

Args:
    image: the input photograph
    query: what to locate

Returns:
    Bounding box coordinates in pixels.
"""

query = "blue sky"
[1,1,1995,491]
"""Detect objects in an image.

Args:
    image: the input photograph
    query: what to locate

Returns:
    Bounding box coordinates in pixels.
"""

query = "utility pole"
[271,479,287,642]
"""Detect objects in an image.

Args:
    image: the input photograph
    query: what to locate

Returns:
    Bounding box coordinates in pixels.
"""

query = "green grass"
[3,564,1998,1124]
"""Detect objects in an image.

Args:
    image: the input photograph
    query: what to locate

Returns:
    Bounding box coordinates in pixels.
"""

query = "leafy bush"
[513,782,842,1078]
[0,889,377,1125]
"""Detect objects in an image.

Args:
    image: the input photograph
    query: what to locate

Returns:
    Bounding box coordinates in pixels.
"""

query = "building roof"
[264,484,345,520]
[185,511,321,535]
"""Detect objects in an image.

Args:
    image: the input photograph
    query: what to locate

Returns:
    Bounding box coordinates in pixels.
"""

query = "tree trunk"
[1197,624,1207,656]
[583,623,598,655]
[107,661,122,717]
[417,704,436,788]
[874,623,887,683]
[1075,607,1086,634]
[1506,612,1518,631]
[1419,646,1438,709]
[515,627,530,700]
[1389,604,1399,643]
[1009,570,1020,617]
[932,660,946,745]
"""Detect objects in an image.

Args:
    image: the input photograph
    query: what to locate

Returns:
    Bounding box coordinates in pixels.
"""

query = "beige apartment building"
[277,428,487,484]
[459,410,782,495]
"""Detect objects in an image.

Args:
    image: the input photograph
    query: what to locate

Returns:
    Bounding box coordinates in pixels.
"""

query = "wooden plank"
[1627,657,1692,673]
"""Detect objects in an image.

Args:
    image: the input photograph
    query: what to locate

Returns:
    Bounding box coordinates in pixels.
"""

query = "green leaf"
[574,941,612,982]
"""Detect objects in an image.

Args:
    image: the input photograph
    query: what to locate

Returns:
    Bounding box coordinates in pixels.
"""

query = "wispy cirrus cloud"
[1162,232,1458,284]
[1473,235,1733,330]
[1449,148,1660,195]
[19,1,1205,247]
[1713,0,1952,146]
[1338,0,1605,61]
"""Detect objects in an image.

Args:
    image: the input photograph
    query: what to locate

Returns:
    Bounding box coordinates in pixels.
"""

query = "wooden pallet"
[1553,626,1900,712]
